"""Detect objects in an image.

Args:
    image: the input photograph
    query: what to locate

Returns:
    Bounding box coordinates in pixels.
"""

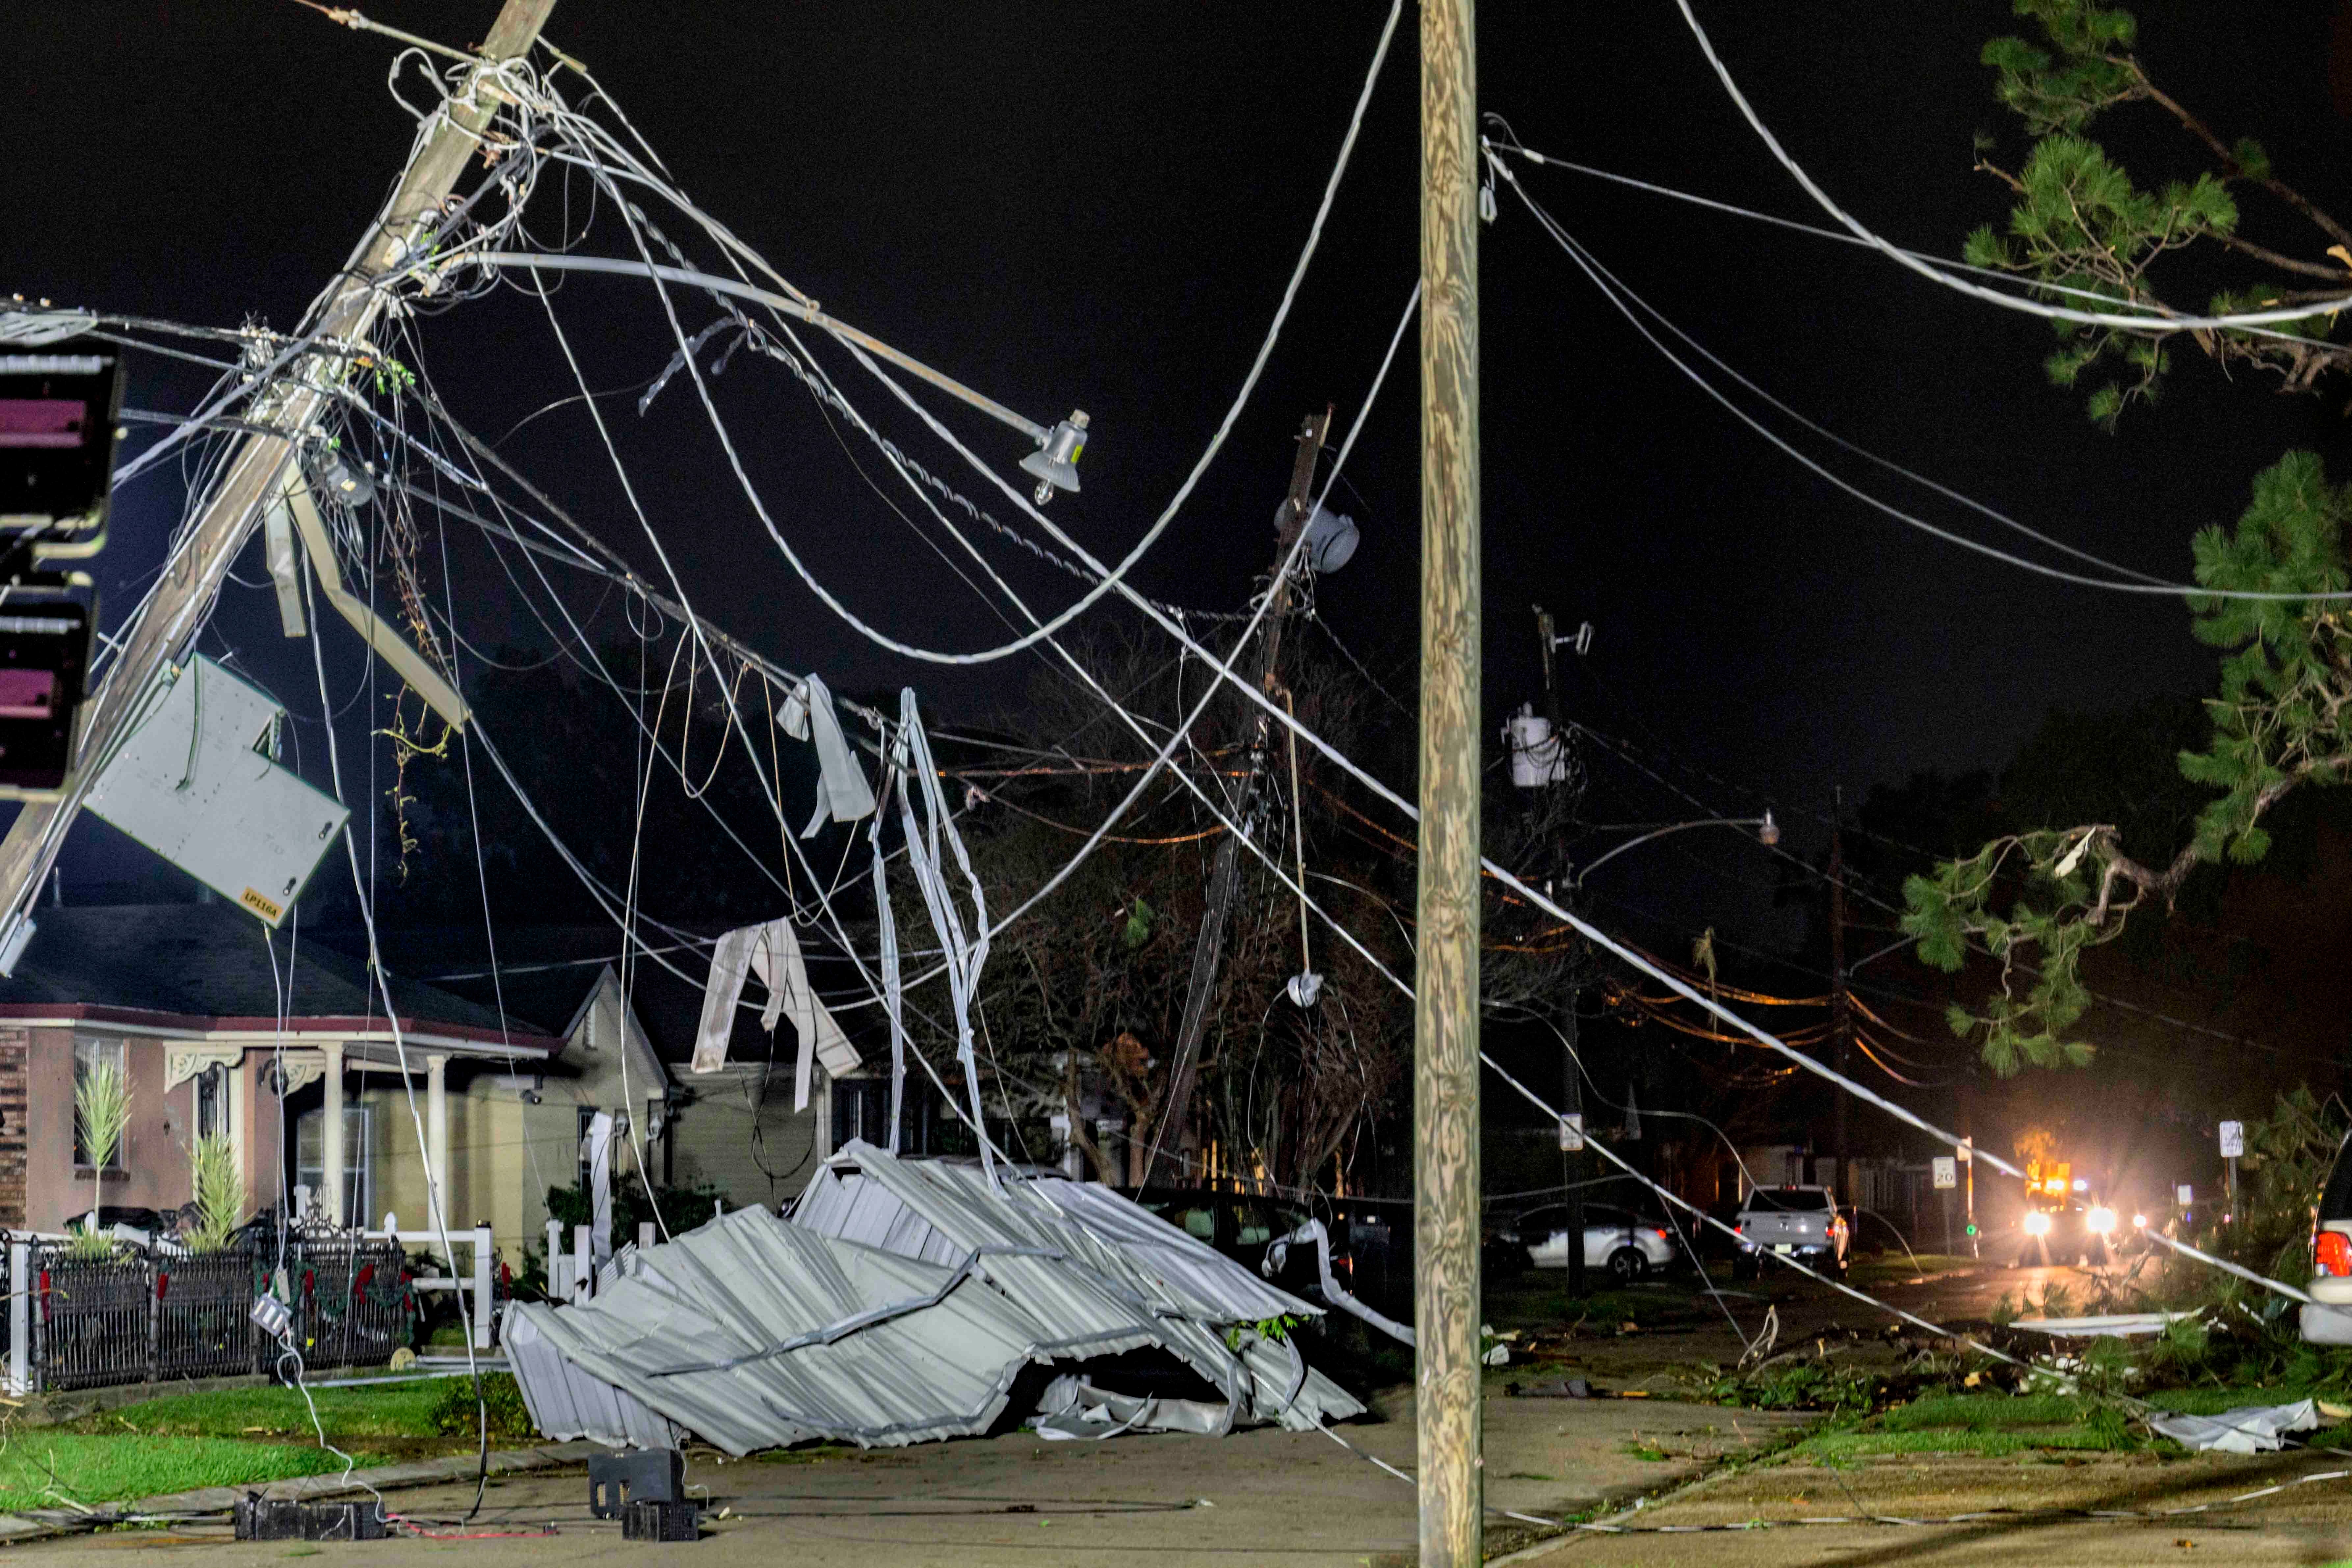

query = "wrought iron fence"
[290,1236,410,1370]
[155,1249,267,1380]
[33,1246,153,1391]
[18,1234,416,1392]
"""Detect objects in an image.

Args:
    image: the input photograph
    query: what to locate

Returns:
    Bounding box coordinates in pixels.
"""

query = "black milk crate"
[621,1500,700,1542]
[590,1449,685,1516]
[233,1497,390,1541]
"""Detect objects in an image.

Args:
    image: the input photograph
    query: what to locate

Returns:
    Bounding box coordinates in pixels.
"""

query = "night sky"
[9,1,2351,991]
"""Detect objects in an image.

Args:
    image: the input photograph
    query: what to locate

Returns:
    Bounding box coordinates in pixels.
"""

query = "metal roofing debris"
[506,1205,1161,1453]
[2148,1399,2320,1453]
[786,1143,1364,1431]
[2010,1312,2195,1339]
[505,1145,1367,1455]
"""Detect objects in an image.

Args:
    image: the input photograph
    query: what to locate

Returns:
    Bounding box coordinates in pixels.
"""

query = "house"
[0,903,936,1262]
[0,905,657,1260]
[373,925,916,1224]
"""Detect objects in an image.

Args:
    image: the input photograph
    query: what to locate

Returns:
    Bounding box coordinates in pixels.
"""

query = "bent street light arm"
[458,251,1055,442]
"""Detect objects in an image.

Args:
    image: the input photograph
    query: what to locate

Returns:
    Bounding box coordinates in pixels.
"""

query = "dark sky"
[8,0,2350,948]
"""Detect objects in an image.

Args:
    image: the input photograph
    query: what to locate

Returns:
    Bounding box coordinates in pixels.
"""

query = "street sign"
[2218,1121,2245,1158]
[2176,1184,2194,1206]
[1932,1156,1957,1190]
[1557,1112,1584,1153]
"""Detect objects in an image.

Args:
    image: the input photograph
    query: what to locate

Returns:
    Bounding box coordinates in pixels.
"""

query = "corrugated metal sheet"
[788,1144,1364,1430]
[505,1205,1161,1453]
[503,1305,681,1450]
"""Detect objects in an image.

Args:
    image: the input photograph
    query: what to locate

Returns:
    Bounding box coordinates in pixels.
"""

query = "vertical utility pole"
[0,0,560,929]
[1418,0,1482,1555]
[1534,606,1585,1301]
[1828,788,1851,1211]
[1144,410,1332,1187]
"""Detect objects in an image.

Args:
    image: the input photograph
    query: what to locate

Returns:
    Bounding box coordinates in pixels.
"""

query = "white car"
[1732,1184,1849,1279]
[1504,1202,1679,1283]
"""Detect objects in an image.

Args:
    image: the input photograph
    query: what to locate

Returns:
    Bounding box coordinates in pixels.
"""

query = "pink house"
[0,904,561,1236]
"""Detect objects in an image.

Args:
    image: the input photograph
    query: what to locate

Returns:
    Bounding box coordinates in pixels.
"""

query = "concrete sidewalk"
[1500,1448,2352,1566]
[14,1382,1812,1564]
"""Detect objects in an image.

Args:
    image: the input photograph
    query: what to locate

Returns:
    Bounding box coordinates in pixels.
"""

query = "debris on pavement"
[505,1142,1365,1455]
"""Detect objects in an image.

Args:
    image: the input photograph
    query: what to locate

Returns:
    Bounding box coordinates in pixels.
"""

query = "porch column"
[321,1041,346,1227]
[425,1054,450,1232]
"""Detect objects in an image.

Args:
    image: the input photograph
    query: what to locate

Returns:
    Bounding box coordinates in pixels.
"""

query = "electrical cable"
[1489,153,2352,602]
[1667,0,2352,333]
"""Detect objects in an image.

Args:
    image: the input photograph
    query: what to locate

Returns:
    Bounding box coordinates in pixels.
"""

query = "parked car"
[1129,1187,1412,1318]
[2009,1199,2117,1269]
[1731,1185,1849,1279]
[1495,1202,1679,1283]
[2304,1133,2352,1343]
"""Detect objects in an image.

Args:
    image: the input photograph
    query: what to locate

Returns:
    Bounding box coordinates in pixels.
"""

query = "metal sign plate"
[82,656,346,925]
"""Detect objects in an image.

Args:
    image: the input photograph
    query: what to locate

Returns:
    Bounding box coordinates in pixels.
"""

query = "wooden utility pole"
[0,0,559,931]
[1418,0,1482,1555]
[1144,409,1332,1187]
[1829,788,1851,1209]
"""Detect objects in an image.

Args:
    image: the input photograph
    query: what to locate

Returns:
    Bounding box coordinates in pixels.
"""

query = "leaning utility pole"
[1418,0,1482,1555]
[1144,408,1333,1187]
[0,0,559,935]
[1829,788,1851,1209]
[1534,606,1587,1301]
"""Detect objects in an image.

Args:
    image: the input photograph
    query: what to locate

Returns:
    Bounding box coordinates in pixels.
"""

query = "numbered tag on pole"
[1557,1112,1584,1153]
[1932,1156,1957,1190]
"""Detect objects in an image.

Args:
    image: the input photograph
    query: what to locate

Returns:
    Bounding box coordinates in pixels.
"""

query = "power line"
[1668,0,2352,334]
[1489,157,2352,602]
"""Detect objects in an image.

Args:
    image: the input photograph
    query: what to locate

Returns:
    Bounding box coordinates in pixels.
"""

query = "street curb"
[0,1439,601,1545]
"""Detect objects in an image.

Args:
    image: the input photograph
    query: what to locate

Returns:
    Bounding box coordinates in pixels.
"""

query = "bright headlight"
[2132,1213,2149,1230]
[2022,1210,2053,1237]
[2086,1206,2117,1235]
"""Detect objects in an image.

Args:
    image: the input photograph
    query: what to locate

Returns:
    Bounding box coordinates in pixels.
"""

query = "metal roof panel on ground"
[790,1143,1365,1428]
[503,1205,1163,1453]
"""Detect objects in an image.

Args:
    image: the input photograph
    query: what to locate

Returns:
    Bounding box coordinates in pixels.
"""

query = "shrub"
[426,1372,536,1440]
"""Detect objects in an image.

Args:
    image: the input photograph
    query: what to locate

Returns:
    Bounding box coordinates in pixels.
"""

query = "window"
[829,1078,955,1156]
[194,1064,226,1141]
[830,1078,888,1152]
[577,1107,600,1190]
[72,1038,126,1171]
[295,1105,371,1224]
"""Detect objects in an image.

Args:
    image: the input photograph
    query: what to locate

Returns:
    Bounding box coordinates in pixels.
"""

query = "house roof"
[0,904,561,1054]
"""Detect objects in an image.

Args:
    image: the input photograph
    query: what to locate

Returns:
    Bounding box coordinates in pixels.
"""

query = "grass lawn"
[65,1384,451,1441]
[0,1379,510,1511]
[1794,1383,2352,1460]
[0,1433,391,1511]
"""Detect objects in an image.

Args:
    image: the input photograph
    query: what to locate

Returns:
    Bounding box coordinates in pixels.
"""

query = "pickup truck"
[1731,1184,1849,1280]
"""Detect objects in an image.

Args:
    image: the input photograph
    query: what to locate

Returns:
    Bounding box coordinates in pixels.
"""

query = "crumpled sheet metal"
[504,1206,1159,1453]
[789,1144,1365,1430]
[503,1305,681,1451]
[2148,1398,2320,1453]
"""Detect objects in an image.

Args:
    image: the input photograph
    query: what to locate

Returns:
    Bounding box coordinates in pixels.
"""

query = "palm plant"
[70,1058,129,1259]
[185,1132,247,1254]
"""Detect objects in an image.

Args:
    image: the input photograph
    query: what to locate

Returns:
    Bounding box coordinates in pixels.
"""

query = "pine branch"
[2129,63,2352,250]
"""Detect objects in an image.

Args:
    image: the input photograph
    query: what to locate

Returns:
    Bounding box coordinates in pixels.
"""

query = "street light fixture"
[1573,810,1779,885]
